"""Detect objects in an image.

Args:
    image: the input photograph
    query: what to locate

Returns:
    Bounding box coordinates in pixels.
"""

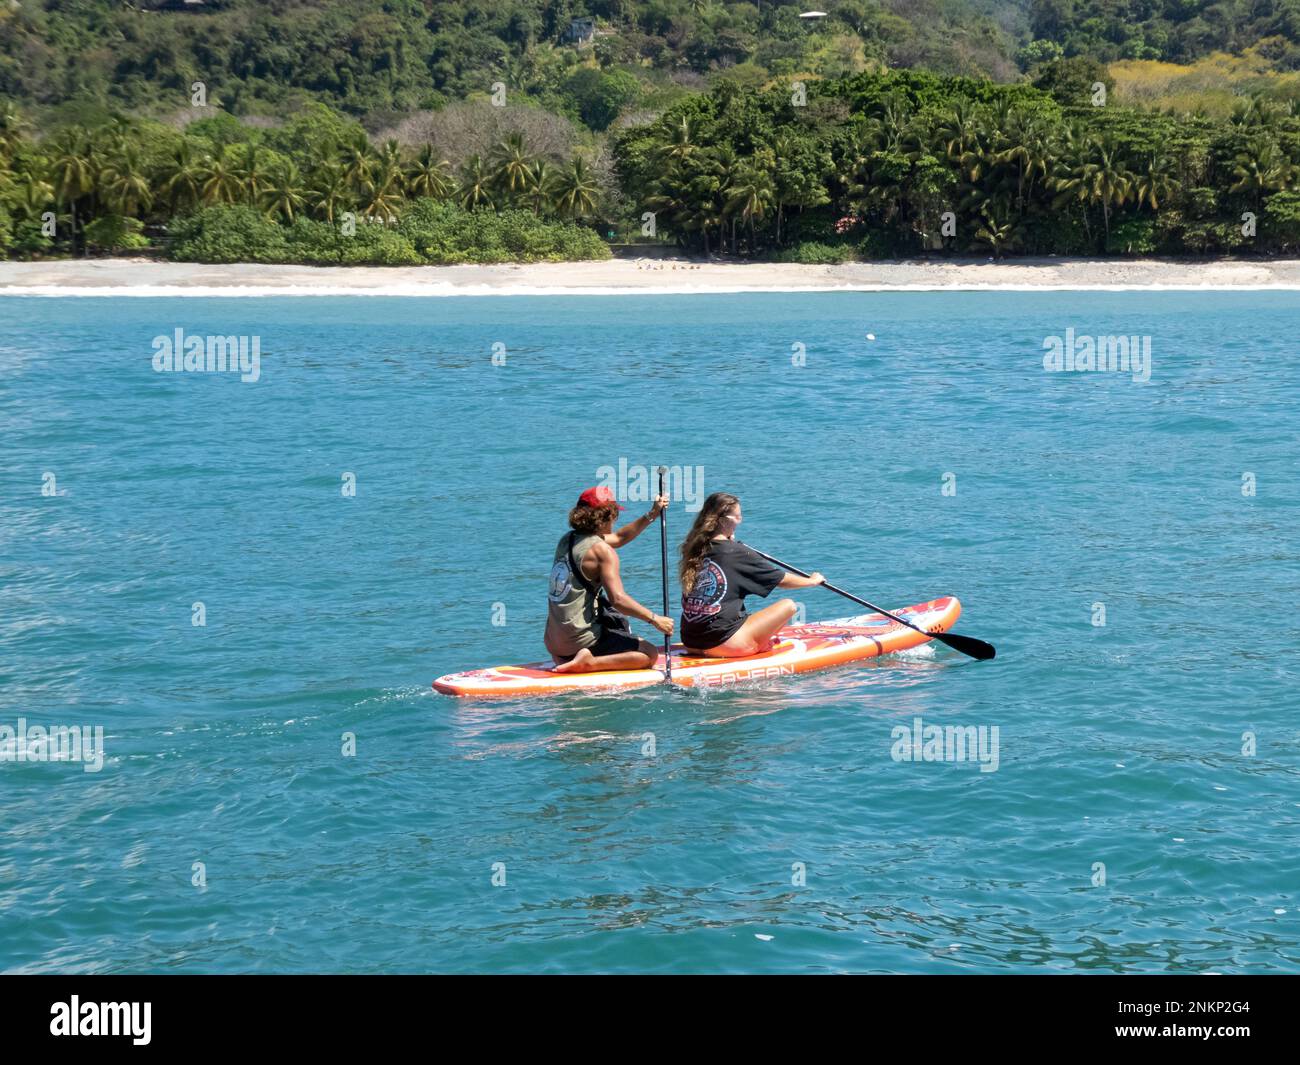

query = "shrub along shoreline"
[167,201,610,265]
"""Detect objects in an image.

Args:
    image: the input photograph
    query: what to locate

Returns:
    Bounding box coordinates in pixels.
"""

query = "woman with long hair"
[678,492,825,657]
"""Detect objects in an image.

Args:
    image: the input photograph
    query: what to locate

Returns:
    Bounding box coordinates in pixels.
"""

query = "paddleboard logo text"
[595,460,704,512]
[891,716,999,773]
[152,328,261,383]
[1042,328,1151,383]
[0,718,104,773]
[50,996,151,1045]
[698,663,795,686]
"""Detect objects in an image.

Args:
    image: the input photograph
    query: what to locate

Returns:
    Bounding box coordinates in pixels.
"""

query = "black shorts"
[556,626,643,663]
[681,615,744,653]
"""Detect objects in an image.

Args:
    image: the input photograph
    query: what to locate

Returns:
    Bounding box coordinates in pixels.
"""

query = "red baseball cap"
[576,485,625,510]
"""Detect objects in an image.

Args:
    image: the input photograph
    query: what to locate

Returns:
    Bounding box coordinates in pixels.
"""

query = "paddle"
[657,466,672,681]
[740,544,996,661]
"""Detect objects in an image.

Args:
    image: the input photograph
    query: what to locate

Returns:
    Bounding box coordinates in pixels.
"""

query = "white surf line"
[4,281,1300,296]
[4,260,1300,296]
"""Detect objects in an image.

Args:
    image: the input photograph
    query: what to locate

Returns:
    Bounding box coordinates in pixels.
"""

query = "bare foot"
[552,648,594,674]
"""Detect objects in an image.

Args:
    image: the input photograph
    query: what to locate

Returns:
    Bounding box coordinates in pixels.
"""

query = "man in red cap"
[545,485,674,673]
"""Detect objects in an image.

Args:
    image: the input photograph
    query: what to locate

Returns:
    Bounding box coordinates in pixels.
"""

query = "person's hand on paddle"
[607,493,669,547]
[650,614,674,636]
[777,569,826,590]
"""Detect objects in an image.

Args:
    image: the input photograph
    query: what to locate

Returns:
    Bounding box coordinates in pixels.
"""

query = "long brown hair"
[679,492,740,591]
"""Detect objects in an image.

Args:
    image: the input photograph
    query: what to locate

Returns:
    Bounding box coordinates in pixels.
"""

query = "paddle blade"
[933,631,996,660]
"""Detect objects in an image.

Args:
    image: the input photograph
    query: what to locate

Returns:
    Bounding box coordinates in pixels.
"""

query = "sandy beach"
[2,256,1299,295]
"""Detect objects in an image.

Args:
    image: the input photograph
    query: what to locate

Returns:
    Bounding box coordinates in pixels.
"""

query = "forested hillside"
[3,2,1297,128]
[2,0,1025,121]
[1,1,1297,263]
[1027,0,1300,65]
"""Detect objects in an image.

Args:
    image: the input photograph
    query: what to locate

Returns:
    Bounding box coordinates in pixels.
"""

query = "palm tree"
[159,141,207,213]
[656,116,697,165]
[307,161,353,224]
[645,160,693,244]
[458,155,494,210]
[862,92,914,155]
[364,176,403,222]
[99,142,153,218]
[1230,137,1295,208]
[17,169,55,221]
[197,154,243,206]
[47,130,96,254]
[551,155,600,220]
[1132,153,1178,211]
[491,132,536,203]
[231,144,275,203]
[361,157,405,222]
[726,157,776,252]
[932,102,982,167]
[688,189,725,255]
[1229,98,1284,128]
[769,132,816,246]
[703,144,741,253]
[1052,134,1134,249]
[995,115,1052,213]
[262,162,306,223]
[841,136,912,233]
[0,101,30,159]
[974,206,1021,260]
[527,159,555,215]
[340,133,380,199]
[405,145,455,200]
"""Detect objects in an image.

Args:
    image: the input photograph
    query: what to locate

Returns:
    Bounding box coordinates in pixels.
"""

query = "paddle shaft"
[739,544,996,660]
[741,545,926,634]
[657,466,671,681]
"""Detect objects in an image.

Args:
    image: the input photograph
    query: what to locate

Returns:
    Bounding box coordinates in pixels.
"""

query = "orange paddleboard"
[433,596,961,697]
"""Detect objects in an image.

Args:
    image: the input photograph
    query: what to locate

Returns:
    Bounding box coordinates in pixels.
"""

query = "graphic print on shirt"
[548,559,572,603]
[682,560,727,621]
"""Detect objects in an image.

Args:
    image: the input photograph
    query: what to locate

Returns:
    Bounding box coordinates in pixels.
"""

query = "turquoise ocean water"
[1,290,1297,973]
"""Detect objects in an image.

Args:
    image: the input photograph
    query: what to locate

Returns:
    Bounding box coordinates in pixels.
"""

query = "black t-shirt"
[680,539,786,649]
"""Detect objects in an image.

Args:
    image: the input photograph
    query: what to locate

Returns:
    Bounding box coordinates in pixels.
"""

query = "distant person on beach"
[678,492,825,657]
[545,486,674,673]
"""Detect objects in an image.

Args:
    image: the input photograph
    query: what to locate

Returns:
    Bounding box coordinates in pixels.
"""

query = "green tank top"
[544,533,601,657]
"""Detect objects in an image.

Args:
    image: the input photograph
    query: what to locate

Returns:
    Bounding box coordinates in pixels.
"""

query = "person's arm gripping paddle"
[741,544,996,661]
[589,540,674,639]
[777,570,826,591]
[605,496,668,548]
